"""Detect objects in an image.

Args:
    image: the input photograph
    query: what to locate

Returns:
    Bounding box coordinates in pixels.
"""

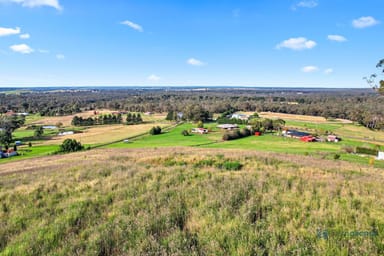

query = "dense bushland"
[1,88,383,129]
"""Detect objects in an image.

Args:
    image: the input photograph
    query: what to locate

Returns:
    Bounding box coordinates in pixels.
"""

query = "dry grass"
[0,147,378,177]
[40,123,162,145]
[1,147,384,255]
[259,111,352,123]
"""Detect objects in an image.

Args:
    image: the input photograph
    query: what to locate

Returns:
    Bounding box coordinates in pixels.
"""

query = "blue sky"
[0,0,383,87]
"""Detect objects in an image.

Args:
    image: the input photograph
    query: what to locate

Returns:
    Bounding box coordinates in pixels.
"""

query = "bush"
[222,128,251,141]
[333,153,341,160]
[59,139,84,153]
[149,126,162,135]
[217,160,243,171]
[342,146,355,154]
[356,146,378,156]
[181,130,189,136]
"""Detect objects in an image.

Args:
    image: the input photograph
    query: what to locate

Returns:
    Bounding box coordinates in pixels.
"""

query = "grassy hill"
[1,147,384,255]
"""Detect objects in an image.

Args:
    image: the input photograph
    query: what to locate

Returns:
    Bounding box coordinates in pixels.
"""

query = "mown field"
[1,147,383,255]
[107,122,384,168]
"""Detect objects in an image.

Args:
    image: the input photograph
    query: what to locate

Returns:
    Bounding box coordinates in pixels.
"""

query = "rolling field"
[40,123,166,146]
[106,122,384,168]
[1,147,383,255]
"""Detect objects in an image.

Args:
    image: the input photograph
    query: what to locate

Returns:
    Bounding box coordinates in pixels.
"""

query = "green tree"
[59,139,84,153]
[166,111,174,121]
[149,126,162,135]
[364,59,384,95]
[34,126,44,138]
[197,120,204,128]
[0,115,25,146]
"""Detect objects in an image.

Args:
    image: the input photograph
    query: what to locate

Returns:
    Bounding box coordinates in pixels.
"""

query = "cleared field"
[107,123,384,168]
[259,111,352,124]
[41,123,165,146]
[1,147,384,255]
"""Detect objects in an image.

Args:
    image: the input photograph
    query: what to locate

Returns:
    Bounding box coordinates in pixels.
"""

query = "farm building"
[327,135,341,142]
[191,128,208,134]
[0,148,18,159]
[217,124,239,130]
[300,136,316,142]
[43,125,57,129]
[231,113,250,120]
[283,130,318,142]
[58,131,75,136]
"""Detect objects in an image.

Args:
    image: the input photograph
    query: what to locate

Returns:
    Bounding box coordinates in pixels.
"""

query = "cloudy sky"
[0,0,383,87]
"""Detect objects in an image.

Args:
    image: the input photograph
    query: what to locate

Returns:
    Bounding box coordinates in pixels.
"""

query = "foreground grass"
[0,148,384,255]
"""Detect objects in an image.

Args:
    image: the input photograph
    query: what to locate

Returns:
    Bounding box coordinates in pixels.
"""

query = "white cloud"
[0,0,62,10]
[324,68,333,74]
[19,33,30,39]
[297,0,318,8]
[38,49,49,54]
[56,53,65,60]
[10,43,34,54]
[352,16,379,28]
[276,37,316,50]
[121,20,143,32]
[187,58,206,66]
[292,0,318,10]
[327,34,347,42]
[147,74,161,82]
[0,26,20,37]
[301,66,318,73]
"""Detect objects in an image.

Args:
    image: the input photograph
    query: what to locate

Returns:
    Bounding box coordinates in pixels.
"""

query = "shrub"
[222,128,252,141]
[181,130,189,136]
[356,146,378,156]
[59,139,84,153]
[342,146,355,154]
[333,153,341,160]
[149,126,162,135]
[217,160,243,171]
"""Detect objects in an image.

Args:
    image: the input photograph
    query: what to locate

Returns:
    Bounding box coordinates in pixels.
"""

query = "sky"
[0,0,383,87]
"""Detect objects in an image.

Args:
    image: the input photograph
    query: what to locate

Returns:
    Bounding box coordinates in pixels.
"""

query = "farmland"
[1,88,384,255]
[1,147,384,255]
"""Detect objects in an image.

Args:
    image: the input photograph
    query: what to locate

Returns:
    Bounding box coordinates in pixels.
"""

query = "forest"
[0,87,383,129]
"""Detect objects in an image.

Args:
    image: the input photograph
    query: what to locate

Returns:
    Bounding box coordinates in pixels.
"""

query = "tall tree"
[0,115,25,146]
[364,59,384,95]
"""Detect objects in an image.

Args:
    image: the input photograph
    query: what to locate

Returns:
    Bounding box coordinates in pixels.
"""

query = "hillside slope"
[1,148,384,255]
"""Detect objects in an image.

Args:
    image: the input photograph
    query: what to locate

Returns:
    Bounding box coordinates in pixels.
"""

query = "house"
[0,148,18,159]
[191,128,208,134]
[378,152,384,160]
[327,135,341,142]
[43,125,57,129]
[300,135,316,142]
[217,124,239,130]
[144,112,153,115]
[58,131,74,136]
[231,113,250,120]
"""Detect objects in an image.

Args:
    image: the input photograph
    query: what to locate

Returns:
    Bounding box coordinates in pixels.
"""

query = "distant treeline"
[1,88,383,129]
[72,113,143,126]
